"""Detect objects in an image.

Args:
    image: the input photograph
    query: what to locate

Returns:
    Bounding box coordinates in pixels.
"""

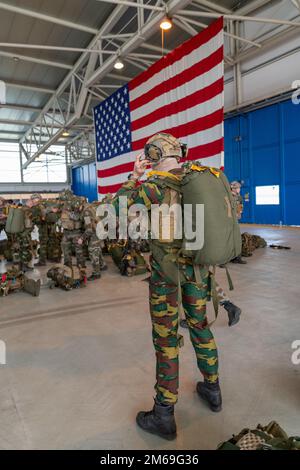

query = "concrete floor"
[0,225,299,450]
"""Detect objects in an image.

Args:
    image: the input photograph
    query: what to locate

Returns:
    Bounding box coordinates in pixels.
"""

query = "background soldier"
[230,181,246,264]
[45,199,63,263]
[82,201,107,280]
[30,193,48,266]
[61,193,86,268]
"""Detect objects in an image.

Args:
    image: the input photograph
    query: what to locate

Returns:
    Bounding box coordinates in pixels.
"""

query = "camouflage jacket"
[113,170,184,265]
[31,204,47,225]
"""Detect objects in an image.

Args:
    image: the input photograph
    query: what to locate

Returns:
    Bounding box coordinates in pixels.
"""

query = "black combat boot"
[136,400,177,440]
[230,256,247,264]
[88,272,101,281]
[221,301,241,327]
[197,380,222,412]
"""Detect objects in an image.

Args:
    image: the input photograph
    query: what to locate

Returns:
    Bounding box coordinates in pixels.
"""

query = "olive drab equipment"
[147,163,241,321]
[148,162,241,276]
[217,421,300,451]
[47,264,87,290]
[5,207,25,234]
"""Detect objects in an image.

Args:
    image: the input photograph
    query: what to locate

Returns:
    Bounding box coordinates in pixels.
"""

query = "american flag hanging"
[94,18,224,197]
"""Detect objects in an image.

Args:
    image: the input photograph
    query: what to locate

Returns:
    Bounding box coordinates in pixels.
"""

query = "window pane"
[0,142,21,182]
[23,145,67,183]
[255,185,280,205]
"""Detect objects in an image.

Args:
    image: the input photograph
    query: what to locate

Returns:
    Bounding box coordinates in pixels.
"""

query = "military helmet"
[58,189,73,201]
[30,193,42,201]
[144,133,188,162]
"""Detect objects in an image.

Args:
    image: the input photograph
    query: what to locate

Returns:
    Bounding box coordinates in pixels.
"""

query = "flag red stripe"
[98,161,134,179]
[130,47,223,112]
[186,138,224,161]
[131,77,223,132]
[131,108,223,152]
[98,183,123,194]
[129,17,223,92]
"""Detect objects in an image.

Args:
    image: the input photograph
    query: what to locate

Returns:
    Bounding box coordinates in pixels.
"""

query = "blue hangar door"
[224,100,300,226]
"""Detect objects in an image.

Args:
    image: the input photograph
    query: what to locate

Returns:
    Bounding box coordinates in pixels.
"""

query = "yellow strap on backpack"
[147,170,181,181]
[190,164,220,178]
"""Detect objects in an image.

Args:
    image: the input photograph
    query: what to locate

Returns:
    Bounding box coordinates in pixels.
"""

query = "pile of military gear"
[47,264,87,290]
[218,421,300,450]
[109,240,149,276]
[0,265,40,297]
[241,232,267,257]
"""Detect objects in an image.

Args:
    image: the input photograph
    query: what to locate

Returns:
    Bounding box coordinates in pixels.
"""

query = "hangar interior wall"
[72,99,300,226]
[71,162,98,203]
[225,99,300,226]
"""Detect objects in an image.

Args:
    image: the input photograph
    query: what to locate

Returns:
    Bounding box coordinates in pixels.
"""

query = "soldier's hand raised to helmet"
[132,152,148,180]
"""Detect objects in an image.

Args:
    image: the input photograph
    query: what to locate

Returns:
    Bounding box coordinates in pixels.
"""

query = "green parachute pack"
[218,421,300,451]
[5,207,25,234]
[148,162,241,285]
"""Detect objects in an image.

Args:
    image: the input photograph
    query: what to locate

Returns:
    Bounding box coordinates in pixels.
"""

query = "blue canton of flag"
[94,84,132,162]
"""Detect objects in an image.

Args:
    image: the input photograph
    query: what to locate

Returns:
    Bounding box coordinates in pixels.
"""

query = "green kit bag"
[148,163,241,268]
[181,164,241,265]
[5,208,25,234]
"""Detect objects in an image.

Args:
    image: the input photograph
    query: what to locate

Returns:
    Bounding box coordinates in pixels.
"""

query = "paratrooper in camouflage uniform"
[82,201,107,280]
[60,192,86,268]
[112,133,222,440]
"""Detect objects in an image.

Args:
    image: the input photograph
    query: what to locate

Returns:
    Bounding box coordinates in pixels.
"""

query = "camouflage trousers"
[37,223,48,263]
[15,230,33,265]
[47,225,62,261]
[150,258,219,405]
[87,234,106,274]
[62,230,86,267]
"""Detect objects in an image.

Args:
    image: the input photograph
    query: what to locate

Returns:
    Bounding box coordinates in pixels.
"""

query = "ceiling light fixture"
[62,130,70,137]
[160,18,172,31]
[114,59,124,70]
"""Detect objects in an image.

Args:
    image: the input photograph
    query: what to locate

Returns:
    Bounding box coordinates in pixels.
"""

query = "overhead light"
[114,59,124,70]
[62,130,70,137]
[160,18,172,31]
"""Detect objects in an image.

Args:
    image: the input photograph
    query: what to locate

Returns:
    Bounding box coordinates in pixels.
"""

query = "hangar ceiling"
[0,0,299,167]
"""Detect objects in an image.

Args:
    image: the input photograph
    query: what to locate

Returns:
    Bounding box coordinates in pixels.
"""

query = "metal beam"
[141,42,171,53]
[107,72,133,81]
[124,57,147,71]
[192,0,231,14]
[22,1,194,168]
[233,24,300,64]
[176,15,262,48]
[0,103,42,113]
[0,49,72,69]
[21,4,128,169]
[0,1,98,35]
[178,10,300,27]
[86,0,194,88]
[0,118,35,126]
[5,80,55,94]
[235,0,274,16]
[0,43,117,54]
[96,0,164,12]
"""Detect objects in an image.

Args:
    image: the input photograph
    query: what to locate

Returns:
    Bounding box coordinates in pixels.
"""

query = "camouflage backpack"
[5,207,25,234]
[47,264,87,290]
[218,421,300,451]
[242,232,267,257]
